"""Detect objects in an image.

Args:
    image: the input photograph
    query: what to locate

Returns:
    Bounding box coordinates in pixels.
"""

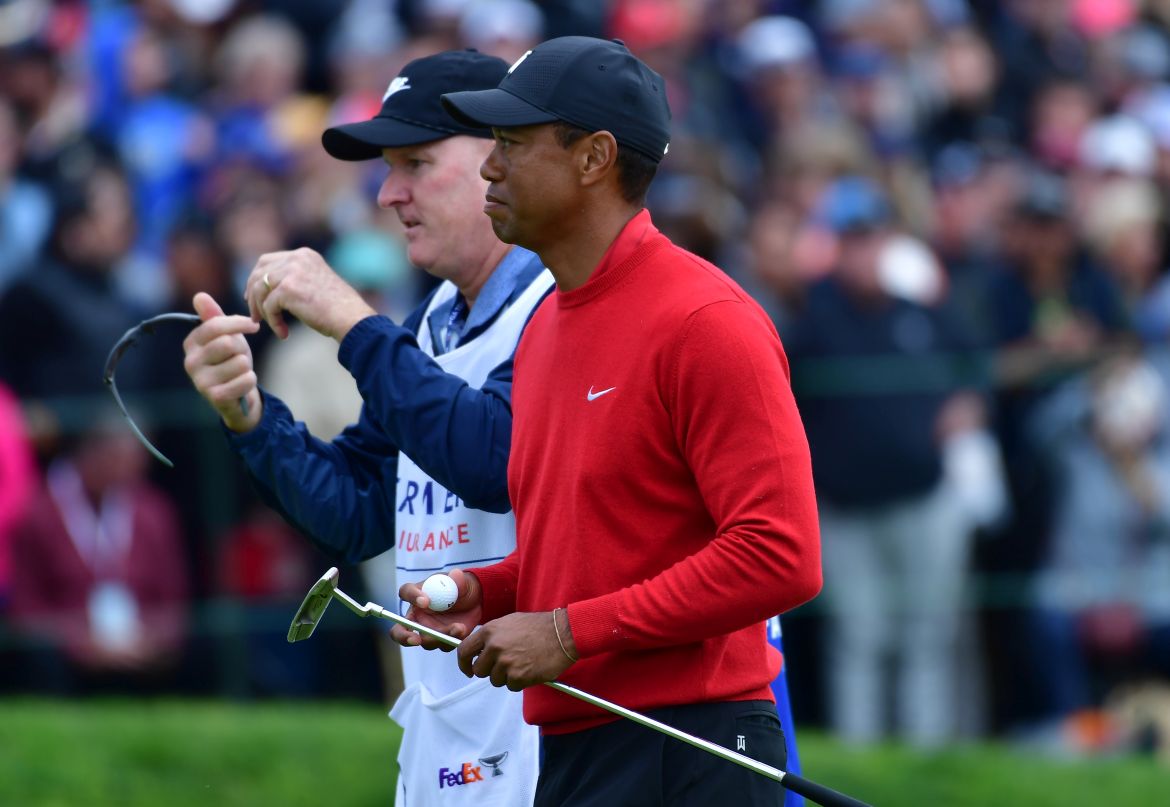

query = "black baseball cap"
[322,50,509,161]
[440,36,672,163]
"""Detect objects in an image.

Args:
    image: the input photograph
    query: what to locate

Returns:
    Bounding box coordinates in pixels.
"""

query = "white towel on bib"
[392,677,538,807]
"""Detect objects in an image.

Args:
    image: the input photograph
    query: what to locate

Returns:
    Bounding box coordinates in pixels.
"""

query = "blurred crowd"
[3,0,1170,759]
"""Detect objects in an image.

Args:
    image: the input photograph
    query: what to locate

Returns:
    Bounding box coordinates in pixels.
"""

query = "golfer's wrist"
[463,571,483,609]
[554,607,578,662]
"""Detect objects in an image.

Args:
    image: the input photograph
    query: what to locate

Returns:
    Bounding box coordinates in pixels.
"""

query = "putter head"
[287,567,341,643]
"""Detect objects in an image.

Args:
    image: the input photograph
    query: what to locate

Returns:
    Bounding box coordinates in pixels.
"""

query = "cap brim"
[322,117,457,161]
[441,88,558,130]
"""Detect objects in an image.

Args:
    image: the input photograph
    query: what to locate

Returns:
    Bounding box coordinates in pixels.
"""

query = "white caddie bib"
[387,268,552,807]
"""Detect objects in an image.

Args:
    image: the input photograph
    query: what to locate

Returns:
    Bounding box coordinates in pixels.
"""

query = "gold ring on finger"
[263,272,272,291]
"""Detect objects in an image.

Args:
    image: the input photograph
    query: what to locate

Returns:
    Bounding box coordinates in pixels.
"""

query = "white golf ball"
[421,574,458,612]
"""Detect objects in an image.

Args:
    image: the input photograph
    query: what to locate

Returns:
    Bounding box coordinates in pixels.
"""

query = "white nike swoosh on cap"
[383,76,411,101]
[587,386,617,401]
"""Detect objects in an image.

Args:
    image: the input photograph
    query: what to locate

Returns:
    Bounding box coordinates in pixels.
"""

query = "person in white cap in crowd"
[458,0,544,63]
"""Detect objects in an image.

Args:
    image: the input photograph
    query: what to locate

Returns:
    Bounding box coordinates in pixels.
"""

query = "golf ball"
[421,573,458,612]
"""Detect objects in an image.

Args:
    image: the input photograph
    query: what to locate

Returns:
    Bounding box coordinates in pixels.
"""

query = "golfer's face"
[377,136,494,276]
[480,124,577,250]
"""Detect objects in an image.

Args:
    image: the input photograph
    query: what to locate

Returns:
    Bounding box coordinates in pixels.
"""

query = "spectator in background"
[1125,83,1170,194]
[8,411,189,695]
[0,98,52,292]
[209,14,312,176]
[0,381,36,609]
[1077,114,1157,184]
[820,0,950,138]
[324,0,405,115]
[982,168,1132,730]
[109,21,215,305]
[1028,79,1099,172]
[920,25,1004,159]
[1024,356,1170,746]
[743,200,814,328]
[609,0,735,160]
[307,0,410,247]
[989,169,1129,453]
[728,15,831,164]
[927,142,1011,346]
[1082,179,1169,341]
[785,176,983,746]
[644,170,746,266]
[0,153,145,433]
[992,0,1092,138]
[990,171,1127,397]
[1108,23,1170,105]
[826,38,938,234]
[829,43,916,166]
[212,169,293,295]
[458,0,544,63]
[764,117,873,215]
[0,41,89,184]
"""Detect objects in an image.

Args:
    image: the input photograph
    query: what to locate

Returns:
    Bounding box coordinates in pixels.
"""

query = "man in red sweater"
[393,36,822,804]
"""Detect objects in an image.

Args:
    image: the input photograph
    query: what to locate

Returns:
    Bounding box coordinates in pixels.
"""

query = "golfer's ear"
[193,292,225,322]
[580,131,618,187]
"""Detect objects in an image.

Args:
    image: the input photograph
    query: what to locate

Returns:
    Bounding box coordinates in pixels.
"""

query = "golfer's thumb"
[448,568,477,605]
[193,292,225,322]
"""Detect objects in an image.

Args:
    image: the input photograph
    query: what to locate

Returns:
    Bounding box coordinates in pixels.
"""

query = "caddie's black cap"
[322,49,508,161]
[441,36,672,163]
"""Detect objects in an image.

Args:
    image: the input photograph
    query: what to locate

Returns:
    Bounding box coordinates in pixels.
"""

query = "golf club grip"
[781,772,872,807]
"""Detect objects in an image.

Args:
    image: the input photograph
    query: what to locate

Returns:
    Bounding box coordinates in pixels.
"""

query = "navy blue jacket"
[227,252,547,563]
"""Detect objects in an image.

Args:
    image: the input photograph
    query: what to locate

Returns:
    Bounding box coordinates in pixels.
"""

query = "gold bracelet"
[553,607,577,662]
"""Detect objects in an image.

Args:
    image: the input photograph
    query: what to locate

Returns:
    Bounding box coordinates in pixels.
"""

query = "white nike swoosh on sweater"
[587,386,617,401]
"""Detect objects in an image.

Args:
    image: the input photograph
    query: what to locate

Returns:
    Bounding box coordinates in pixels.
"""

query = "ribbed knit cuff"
[565,590,625,659]
[466,563,518,624]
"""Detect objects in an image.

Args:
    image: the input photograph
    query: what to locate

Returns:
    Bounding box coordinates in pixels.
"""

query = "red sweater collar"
[557,209,663,308]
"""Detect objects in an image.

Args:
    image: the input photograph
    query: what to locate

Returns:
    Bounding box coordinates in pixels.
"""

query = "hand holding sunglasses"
[104,300,259,467]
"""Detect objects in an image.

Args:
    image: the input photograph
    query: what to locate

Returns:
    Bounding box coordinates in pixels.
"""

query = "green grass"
[1,699,1167,806]
[0,699,400,807]
[796,733,1169,806]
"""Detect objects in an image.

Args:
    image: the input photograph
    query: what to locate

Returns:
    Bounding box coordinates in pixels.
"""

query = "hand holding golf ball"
[420,573,459,612]
[394,569,483,650]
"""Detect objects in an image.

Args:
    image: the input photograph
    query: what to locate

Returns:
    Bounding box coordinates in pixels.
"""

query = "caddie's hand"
[456,610,577,691]
[392,569,484,652]
[245,247,377,341]
[183,292,262,433]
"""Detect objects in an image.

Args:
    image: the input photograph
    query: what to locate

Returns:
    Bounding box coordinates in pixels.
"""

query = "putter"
[289,568,871,807]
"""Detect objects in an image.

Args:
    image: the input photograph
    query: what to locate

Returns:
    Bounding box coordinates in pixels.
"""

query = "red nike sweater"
[472,211,822,734]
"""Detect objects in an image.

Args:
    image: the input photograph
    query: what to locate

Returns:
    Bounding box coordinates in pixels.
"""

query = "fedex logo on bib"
[438,762,483,788]
[438,751,507,789]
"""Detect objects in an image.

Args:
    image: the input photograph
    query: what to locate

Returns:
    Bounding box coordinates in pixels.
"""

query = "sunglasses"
[103,312,249,468]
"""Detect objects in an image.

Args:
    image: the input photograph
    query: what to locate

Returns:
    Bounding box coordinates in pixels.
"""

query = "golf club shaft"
[335,590,870,807]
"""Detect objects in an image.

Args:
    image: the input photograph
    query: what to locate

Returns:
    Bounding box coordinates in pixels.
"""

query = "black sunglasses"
[103,312,249,468]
